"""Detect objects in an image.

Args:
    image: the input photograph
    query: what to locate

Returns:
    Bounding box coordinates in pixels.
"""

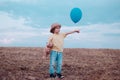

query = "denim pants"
[49,50,63,74]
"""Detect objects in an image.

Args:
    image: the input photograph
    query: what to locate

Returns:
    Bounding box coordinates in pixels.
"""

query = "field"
[0,47,120,80]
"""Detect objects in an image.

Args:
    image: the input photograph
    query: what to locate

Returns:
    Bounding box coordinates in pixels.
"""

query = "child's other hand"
[47,42,53,48]
[75,29,80,33]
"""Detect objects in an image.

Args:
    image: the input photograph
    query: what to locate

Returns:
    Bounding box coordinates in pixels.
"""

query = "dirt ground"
[0,47,120,80]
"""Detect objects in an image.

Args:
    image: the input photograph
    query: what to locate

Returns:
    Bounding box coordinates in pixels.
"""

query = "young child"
[43,23,80,79]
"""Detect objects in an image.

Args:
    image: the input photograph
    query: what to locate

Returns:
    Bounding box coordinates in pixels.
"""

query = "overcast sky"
[0,0,120,49]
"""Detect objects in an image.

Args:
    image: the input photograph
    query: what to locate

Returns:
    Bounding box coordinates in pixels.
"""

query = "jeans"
[49,50,63,74]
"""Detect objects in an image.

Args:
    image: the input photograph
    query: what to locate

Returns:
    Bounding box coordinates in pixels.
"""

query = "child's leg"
[49,50,57,75]
[56,52,63,74]
[56,52,64,79]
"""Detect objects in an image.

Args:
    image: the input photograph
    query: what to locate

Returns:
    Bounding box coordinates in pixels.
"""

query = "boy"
[43,23,80,79]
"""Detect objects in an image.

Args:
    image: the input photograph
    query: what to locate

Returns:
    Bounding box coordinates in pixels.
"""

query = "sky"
[0,0,120,49]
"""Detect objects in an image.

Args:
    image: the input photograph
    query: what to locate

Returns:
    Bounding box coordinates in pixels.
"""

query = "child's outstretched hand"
[75,29,80,33]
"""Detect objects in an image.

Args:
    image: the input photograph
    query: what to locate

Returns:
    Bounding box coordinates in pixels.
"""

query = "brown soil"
[0,47,120,80]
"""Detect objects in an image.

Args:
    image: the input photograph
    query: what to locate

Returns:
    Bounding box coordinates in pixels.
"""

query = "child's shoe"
[50,74,56,79]
[57,73,64,79]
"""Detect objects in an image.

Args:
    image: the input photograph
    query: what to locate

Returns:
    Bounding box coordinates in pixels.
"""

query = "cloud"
[62,22,120,43]
[0,11,26,30]
[0,38,15,44]
[0,11,49,45]
[0,11,120,48]
[61,23,120,48]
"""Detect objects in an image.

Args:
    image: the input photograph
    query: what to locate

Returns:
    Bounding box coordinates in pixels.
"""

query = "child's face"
[54,26,60,33]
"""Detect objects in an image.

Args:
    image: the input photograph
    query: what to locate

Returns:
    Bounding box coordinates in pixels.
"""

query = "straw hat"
[50,23,61,33]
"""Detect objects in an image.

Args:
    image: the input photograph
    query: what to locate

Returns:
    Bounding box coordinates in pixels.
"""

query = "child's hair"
[50,23,61,33]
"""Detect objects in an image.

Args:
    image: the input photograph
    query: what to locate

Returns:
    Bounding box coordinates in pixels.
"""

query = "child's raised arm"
[65,29,80,36]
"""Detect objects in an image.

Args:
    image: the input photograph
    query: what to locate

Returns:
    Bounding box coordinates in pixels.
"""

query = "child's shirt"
[48,33,66,52]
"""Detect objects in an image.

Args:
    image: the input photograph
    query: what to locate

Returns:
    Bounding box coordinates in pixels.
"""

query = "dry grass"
[0,47,120,80]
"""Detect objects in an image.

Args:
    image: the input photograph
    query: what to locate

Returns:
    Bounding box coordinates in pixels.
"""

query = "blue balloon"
[70,8,82,23]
